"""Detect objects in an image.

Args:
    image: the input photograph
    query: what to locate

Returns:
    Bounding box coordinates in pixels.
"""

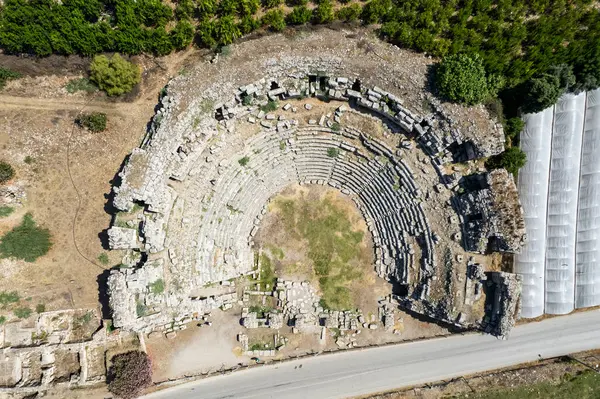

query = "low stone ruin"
[453,169,526,254]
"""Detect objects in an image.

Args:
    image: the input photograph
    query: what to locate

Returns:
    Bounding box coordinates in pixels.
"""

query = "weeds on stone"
[260,100,278,113]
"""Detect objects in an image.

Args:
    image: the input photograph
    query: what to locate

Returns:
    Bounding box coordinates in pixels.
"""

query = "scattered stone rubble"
[0,309,140,396]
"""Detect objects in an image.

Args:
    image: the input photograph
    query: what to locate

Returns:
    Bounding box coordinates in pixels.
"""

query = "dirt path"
[0,94,144,114]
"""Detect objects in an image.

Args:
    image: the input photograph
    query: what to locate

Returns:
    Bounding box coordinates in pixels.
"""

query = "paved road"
[144,309,600,399]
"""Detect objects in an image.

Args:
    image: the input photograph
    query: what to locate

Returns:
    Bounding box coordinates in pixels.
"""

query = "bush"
[336,4,362,22]
[238,16,260,35]
[0,213,52,262]
[0,162,15,184]
[90,54,141,96]
[0,206,14,218]
[286,6,312,25]
[35,303,46,313]
[313,0,334,24]
[14,307,32,319]
[262,0,282,8]
[505,117,525,141]
[98,253,110,265]
[262,9,286,32]
[485,146,527,175]
[521,65,575,114]
[361,0,391,24]
[170,20,195,50]
[214,15,241,45]
[149,279,165,294]
[327,147,339,158]
[435,53,489,105]
[108,351,152,399]
[65,78,98,94]
[0,67,21,89]
[76,112,107,132]
[238,156,250,167]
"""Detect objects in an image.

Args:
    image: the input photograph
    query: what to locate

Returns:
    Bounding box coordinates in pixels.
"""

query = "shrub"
[262,0,282,8]
[35,303,46,313]
[485,146,527,175]
[0,67,21,90]
[0,162,15,184]
[0,206,14,218]
[238,16,260,35]
[89,54,141,96]
[336,4,362,22]
[505,117,525,141]
[170,20,195,50]
[285,0,308,5]
[108,351,152,399]
[196,19,217,48]
[14,307,32,319]
[76,112,107,132]
[0,213,52,262]
[313,0,334,24]
[65,78,98,94]
[238,156,250,167]
[286,6,312,25]
[435,54,489,105]
[327,147,339,158]
[262,9,286,32]
[214,15,241,45]
[175,0,195,19]
[361,0,391,24]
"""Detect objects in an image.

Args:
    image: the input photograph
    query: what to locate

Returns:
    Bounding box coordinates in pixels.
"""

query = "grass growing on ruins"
[271,194,365,310]
[260,100,279,113]
[13,307,32,319]
[148,279,165,295]
[238,156,250,167]
[258,253,276,291]
[0,213,52,262]
[0,206,14,217]
[455,370,600,399]
[327,148,339,158]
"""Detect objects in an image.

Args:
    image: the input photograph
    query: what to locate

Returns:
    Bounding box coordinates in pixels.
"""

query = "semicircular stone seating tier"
[180,122,435,290]
[107,73,449,332]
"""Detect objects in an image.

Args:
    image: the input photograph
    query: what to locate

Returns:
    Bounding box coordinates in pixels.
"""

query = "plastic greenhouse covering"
[575,89,600,309]
[515,107,554,318]
[544,93,586,315]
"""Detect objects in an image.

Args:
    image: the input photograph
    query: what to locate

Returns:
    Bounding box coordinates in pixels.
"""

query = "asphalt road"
[144,309,600,399]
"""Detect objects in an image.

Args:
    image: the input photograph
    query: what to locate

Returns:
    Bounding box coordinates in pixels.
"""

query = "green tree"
[175,0,195,19]
[436,53,489,105]
[148,26,174,56]
[486,146,527,175]
[90,54,141,96]
[313,0,334,24]
[286,6,312,25]
[521,73,562,113]
[196,19,217,48]
[238,16,260,35]
[196,0,217,18]
[505,117,524,141]
[262,9,286,32]
[170,20,195,49]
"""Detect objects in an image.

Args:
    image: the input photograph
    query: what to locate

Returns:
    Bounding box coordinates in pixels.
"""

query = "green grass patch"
[65,77,98,93]
[0,316,6,325]
[0,213,52,262]
[13,307,32,319]
[148,278,165,295]
[453,370,600,399]
[327,148,339,158]
[35,303,46,313]
[258,253,276,291]
[271,195,364,310]
[260,100,278,113]
[0,67,21,90]
[0,206,14,218]
[0,291,20,308]
[98,253,109,265]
